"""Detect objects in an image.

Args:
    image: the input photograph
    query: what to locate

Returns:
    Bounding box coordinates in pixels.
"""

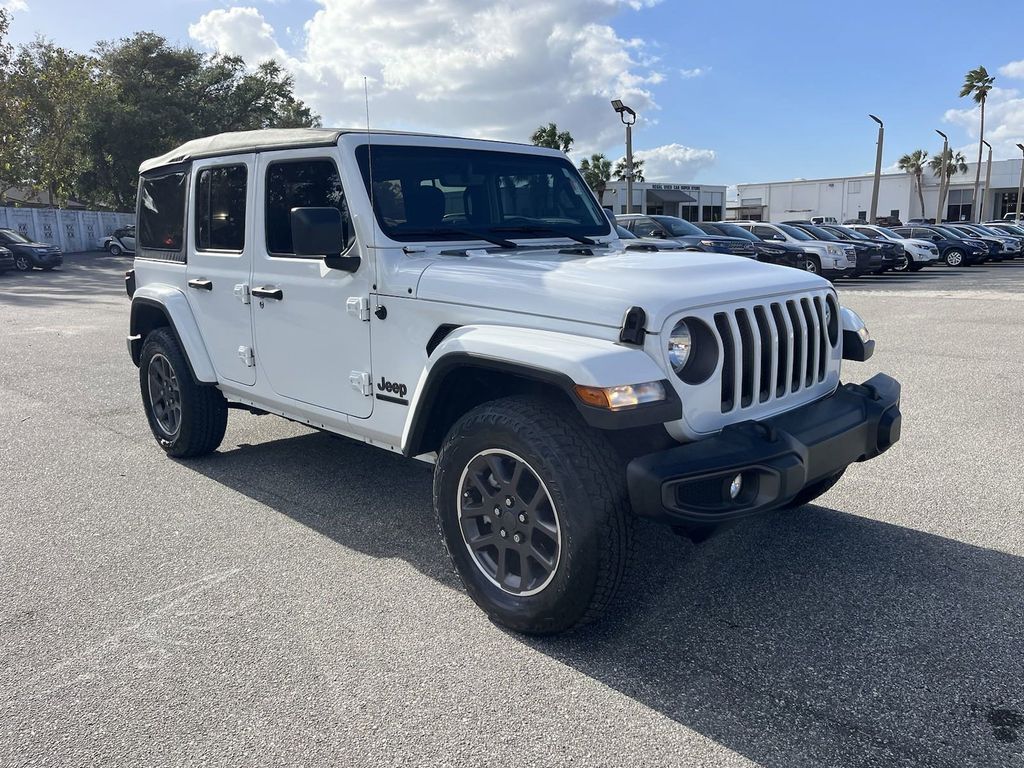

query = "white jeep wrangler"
[126,129,901,634]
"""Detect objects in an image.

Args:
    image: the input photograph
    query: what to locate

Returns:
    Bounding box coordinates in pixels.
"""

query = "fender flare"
[129,285,218,383]
[401,325,680,456]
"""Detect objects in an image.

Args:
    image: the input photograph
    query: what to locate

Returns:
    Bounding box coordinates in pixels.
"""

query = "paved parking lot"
[2,254,1023,767]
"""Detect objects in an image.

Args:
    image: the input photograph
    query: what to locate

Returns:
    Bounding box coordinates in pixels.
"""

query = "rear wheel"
[434,396,631,635]
[139,327,227,458]
[944,248,965,267]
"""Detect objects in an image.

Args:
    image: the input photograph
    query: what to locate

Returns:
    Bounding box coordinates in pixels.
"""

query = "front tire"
[108,243,123,256]
[14,255,31,271]
[945,248,965,267]
[139,327,227,458]
[434,396,631,635]
[804,255,821,275]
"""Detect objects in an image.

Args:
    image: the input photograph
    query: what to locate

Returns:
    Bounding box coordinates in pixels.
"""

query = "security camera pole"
[612,100,637,214]
[935,129,949,224]
[1016,143,1024,223]
[868,114,884,224]
[979,140,992,222]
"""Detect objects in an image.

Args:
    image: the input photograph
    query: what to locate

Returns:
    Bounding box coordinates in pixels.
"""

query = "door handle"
[252,286,283,300]
[187,278,213,291]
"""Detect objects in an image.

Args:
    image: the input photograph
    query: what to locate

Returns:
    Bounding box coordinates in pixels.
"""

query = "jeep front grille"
[712,295,830,414]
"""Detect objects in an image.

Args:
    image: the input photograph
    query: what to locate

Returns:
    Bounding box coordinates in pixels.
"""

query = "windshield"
[970,225,1003,236]
[713,222,758,241]
[652,216,703,236]
[872,226,900,239]
[996,224,1024,235]
[616,225,637,239]
[799,224,839,241]
[0,228,31,243]
[933,226,966,240]
[836,227,870,240]
[778,224,812,241]
[355,145,609,243]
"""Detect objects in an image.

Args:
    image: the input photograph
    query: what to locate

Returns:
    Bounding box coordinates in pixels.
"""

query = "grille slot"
[713,293,831,415]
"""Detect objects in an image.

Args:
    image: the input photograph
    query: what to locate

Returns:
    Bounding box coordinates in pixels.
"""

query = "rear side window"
[196,165,247,252]
[139,171,187,253]
[265,159,353,256]
[633,219,661,237]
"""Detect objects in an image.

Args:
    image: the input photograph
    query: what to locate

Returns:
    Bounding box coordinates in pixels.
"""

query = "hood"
[416,245,828,330]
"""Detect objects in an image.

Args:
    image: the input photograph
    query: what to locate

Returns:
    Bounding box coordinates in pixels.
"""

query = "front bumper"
[31,251,63,267]
[627,373,901,525]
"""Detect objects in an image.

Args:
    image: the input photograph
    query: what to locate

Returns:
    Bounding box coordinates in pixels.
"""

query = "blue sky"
[6,0,1024,187]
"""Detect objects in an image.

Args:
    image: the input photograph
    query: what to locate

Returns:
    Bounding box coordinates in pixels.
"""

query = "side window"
[753,225,776,240]
[139,170,187,254]
[633,219,660,237]
[195,165,247,252]
[265,159,353,256]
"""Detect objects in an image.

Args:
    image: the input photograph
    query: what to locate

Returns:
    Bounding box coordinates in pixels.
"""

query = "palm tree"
[613,157,645,183]
[898,149,928,218]
[579,154,612,201]
[530,123,574,154]
[928,149,969,222]
[960,65,995,220]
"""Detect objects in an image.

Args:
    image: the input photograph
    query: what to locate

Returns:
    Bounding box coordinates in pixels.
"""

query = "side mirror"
[291,207,359,272]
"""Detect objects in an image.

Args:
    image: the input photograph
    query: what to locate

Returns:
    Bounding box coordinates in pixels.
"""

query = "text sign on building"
[650,184,701,192]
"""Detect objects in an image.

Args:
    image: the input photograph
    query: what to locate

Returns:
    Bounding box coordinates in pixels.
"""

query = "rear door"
[186,156,257,386]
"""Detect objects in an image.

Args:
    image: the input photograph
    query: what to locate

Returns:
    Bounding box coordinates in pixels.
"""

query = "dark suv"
[788,223,883,276]
[0,228,64,271]
[891,226,986,266]
[617,214,757,257]
[695,221,808,270]
[820,225,904,273]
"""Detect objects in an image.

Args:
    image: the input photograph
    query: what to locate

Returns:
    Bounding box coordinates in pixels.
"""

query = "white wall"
[0,208,134,252]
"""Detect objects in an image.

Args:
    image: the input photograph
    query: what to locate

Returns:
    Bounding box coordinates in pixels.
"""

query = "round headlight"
[668,321,692,372]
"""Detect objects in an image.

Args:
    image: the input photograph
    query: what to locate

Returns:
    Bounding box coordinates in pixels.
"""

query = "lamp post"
[1016,143,1024,223]
[979,140,992,222]
[935,129,948,224]
[611,99,637,214]
[868,114,884,224]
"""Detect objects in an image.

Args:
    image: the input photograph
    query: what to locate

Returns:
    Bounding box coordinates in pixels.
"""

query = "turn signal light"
[574,381,667,410]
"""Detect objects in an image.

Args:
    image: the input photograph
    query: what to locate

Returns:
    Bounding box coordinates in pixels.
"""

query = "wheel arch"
[401,325,679,458]
[129,287,217,383]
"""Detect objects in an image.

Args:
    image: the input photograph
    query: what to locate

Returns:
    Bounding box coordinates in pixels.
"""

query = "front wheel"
[108,243,123,256]
[433,396,631,635]
[804,256,821,275]
[13,255,31,271]
[944,248,965,267]
[139,327,228,458]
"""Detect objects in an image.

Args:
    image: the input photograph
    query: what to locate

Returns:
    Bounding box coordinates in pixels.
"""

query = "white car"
[102,225,136,256]
[730,221,856,277]
[848,224,938,272]
[125,128,902,634]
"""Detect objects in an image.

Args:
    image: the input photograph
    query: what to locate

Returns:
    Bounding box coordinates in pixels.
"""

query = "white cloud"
[186,0,721,161]
[629,143,717,181]
[0,0,29,11]
[943,85,1024,160]
[679,67,709,79]
[998,60,1024,79]
[189,7,289,66]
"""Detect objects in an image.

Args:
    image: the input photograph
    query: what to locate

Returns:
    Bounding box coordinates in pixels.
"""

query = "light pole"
[1016,143,1024,223]
[611,99,637,214]
[935,129,948,224]
[868,114,884,224]
[979,140,992,222]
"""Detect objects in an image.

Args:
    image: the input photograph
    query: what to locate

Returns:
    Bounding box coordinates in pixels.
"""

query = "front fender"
[401,325,679,455]
[129,284,217,383]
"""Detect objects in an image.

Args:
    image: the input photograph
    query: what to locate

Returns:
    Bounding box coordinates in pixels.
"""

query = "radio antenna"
[364,76,377,255]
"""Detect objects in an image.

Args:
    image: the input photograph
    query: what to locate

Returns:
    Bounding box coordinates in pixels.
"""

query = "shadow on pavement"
[185,428,1024,768]
[0,252,129,307]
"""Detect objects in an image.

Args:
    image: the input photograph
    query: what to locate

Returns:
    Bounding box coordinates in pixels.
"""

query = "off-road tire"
[433,395,632,635]
[139,327,227,458]
[783,469,846,510]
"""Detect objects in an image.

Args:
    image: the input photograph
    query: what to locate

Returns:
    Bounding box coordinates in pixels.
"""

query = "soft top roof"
[138,128,547,174]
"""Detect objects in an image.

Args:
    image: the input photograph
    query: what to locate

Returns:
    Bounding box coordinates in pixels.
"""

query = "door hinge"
[233,283,251,305]
[346,296,370,321]
[238,346,255,367]
[349,370,372,396]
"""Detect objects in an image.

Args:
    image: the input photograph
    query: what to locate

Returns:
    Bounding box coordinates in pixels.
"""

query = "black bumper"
[627,373,901,525]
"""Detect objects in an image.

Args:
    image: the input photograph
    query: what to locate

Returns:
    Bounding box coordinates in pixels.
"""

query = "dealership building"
[733,157,1024,223]
[600,181,727,221]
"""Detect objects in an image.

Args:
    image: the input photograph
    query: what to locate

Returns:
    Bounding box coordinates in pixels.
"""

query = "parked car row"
[0,228,63,272]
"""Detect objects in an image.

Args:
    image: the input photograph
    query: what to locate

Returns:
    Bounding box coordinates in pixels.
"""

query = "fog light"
[728,473,743,500]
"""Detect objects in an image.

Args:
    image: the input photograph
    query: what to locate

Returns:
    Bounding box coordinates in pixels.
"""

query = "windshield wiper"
[492,225,596,246]
[399,228,518,249]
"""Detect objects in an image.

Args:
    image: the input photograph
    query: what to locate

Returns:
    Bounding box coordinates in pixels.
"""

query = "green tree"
[960,65,995,220]
[928,148,969,222]
[530,123,574,153]
[897,149,928,218]
[8,38,95,206]
[578,153,612,200]
[613,156,644,183]
[0,9,25,202]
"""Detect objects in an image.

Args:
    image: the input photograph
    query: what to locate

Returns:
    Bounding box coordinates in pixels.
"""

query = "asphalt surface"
[1,253,1023,767]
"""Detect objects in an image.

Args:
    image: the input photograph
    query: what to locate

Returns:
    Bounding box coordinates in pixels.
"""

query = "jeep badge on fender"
[126,128,902,635]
